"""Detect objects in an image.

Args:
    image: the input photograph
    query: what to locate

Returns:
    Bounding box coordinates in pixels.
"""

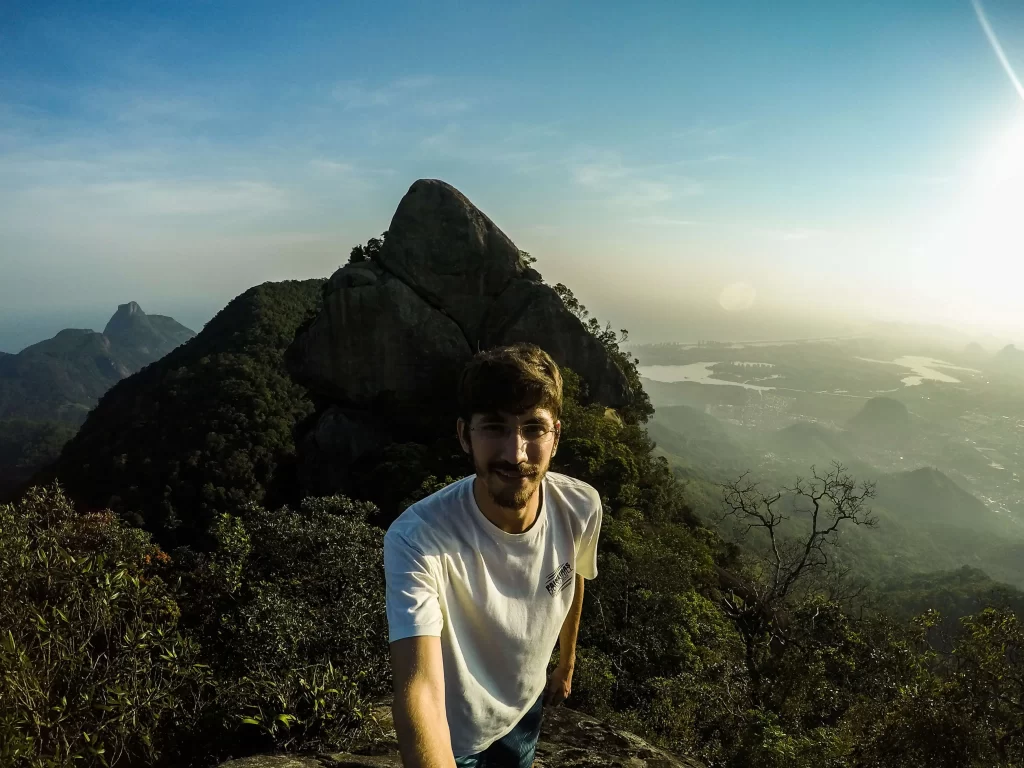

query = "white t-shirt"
[383,471,602,756]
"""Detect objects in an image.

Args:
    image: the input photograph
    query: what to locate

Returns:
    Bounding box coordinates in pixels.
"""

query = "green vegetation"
[0,419,77,500]
[1,485,388,767]
[46,280,323,550]
[0,485,206,767]
[5,271,1024,766]
[347,231,386,264]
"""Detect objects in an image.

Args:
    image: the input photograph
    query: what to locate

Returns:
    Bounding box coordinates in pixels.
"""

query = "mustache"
[489,462,539,477]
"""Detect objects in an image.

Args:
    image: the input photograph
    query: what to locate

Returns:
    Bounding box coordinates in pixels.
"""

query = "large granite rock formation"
[216,702,705,768]
[286,179,633,494]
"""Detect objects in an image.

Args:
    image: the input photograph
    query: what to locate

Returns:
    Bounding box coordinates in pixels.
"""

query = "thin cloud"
[308,157,397,177]
[113,96,219,125]
[308,158,355,174]
[10,179,292,220]
[757,227,825,242]
[674,120,752,143]
[333,75,443,109]
[569,152,703,206]
[628,215,701,227]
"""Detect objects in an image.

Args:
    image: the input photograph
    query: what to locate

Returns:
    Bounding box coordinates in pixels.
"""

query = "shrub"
[173,494,390,757]
[0,484,207,767]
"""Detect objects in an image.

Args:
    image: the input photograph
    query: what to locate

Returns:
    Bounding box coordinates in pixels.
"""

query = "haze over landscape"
[4,0,1024,352]
[4,2,1024,767]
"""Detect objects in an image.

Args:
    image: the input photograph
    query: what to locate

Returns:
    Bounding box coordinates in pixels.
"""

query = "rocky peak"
[103,301,146,336]
[285,179,633,495]
[376,179,529,342]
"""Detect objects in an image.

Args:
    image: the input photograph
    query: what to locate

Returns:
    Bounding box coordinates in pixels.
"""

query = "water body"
[638,363,776,391]
[855,356,983,387]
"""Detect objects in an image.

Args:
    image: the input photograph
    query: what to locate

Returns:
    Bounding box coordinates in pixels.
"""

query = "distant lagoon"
[855,356,982,387]
[640,356,984,393]
[638,363,776,391]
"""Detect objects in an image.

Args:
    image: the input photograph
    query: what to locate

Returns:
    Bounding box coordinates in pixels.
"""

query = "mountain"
[764,421,852,465]
[0,302,194,425]
[847,396,911,440]
[41,281,323,549]
[41,180,645,547]
[649,404,748,473]
[286,179,636,514]
[876,466,1002,532]
[995,344,1024,374]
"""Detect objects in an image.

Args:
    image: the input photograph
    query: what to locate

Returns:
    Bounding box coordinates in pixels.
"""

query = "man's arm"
[390,636,457,768]
[546,574,585,705]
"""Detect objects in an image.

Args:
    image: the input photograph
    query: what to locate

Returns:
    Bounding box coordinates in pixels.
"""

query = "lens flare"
[972,0,1024,103]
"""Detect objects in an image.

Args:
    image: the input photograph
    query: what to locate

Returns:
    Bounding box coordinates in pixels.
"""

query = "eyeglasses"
[470,423,555,443]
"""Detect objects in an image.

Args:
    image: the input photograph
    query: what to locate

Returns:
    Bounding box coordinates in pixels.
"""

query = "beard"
[471,450,548,510]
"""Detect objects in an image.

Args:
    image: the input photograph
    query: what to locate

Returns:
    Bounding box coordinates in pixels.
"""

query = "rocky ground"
[217,702,705,768]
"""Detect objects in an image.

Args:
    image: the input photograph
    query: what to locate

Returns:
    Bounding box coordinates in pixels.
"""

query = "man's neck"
[472,477,543,534]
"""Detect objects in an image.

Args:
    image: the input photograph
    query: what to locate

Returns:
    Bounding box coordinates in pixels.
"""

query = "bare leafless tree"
[716,461,877,698]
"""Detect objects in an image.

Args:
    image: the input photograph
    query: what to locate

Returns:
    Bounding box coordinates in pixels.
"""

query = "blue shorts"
[454,692,544,768]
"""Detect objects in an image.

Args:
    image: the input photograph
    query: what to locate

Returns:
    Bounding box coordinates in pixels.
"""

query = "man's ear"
[552,420,561,455]
[457,417,471,454]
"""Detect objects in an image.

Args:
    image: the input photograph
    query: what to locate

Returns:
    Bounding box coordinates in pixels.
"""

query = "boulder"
[376,179,527,344]
[286,265,471,429]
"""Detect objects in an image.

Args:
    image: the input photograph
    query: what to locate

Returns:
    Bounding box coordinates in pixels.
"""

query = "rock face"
[287,179,632,492]
[216,703,705,768]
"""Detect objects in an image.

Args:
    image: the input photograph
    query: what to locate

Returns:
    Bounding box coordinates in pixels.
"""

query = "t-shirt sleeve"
[383,527,444,642]
[576,498,602,580]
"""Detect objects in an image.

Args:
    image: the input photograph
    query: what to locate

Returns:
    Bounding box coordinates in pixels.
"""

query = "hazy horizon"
[3,0,1024,352]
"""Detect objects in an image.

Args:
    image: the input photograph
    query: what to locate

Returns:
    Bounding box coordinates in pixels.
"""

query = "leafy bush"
[0,484,207,767]
[173,494,390,758]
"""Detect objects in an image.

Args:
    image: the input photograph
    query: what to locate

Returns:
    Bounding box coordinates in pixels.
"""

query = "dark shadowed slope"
[42,281,323,550]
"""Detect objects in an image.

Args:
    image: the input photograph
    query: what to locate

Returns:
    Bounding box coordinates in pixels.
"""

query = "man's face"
[457,406,560,511]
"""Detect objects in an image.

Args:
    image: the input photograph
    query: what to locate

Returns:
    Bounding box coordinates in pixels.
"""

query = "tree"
[552,283,653,423]
[347,232,387,264]
[717,462,877,698]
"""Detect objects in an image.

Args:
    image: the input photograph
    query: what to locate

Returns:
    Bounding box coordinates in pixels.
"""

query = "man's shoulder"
[544,472,601,512]
[384,475,473,547]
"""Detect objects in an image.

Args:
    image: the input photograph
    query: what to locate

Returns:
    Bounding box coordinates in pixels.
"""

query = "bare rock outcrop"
[286,179,633,495]
[216,703,705,768]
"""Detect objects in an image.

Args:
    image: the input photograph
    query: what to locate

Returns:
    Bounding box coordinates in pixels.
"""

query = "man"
[383,343,603,768]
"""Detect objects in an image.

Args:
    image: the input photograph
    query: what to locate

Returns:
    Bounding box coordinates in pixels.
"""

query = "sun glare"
[967,118,1024,253]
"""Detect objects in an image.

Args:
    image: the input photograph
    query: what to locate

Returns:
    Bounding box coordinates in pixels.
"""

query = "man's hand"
[544,662,573,706]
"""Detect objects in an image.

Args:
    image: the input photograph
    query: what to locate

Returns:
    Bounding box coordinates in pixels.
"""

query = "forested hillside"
[41,281,322,550]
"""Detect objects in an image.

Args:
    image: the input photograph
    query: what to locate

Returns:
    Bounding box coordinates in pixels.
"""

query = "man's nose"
[498,429,529,463]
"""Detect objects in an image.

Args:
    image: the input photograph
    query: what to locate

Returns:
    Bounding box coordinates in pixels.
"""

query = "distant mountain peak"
[2,303,195,424]
[103,302,146,336]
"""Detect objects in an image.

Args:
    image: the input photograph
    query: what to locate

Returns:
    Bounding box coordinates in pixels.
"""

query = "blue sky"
[2,0,1024,350]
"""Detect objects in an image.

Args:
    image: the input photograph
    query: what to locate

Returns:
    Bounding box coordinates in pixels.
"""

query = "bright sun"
[967,118,1024,253]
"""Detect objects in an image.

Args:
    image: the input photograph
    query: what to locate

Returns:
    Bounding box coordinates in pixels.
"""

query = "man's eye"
[522,425,549,440]
[481,424,507,437]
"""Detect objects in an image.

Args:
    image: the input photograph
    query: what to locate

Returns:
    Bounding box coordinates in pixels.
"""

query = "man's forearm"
[393,684,457,768]
[558,574,585,669]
